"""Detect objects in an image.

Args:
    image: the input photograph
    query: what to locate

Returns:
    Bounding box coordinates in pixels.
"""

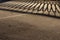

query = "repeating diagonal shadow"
[0,8,60,19]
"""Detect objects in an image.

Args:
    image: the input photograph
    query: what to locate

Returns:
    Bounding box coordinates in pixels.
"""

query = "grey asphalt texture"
[0,10,60,40]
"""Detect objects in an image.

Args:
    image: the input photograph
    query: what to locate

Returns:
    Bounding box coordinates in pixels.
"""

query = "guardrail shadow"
[0,8,60,19]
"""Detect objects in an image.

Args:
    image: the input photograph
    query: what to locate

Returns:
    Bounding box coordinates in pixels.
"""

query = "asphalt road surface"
[0,10,60,40]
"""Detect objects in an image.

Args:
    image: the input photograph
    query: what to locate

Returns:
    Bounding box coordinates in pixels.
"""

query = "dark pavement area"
[0,10,60,40]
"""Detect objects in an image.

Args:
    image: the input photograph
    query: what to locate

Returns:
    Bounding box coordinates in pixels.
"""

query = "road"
[0,10,60,40]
